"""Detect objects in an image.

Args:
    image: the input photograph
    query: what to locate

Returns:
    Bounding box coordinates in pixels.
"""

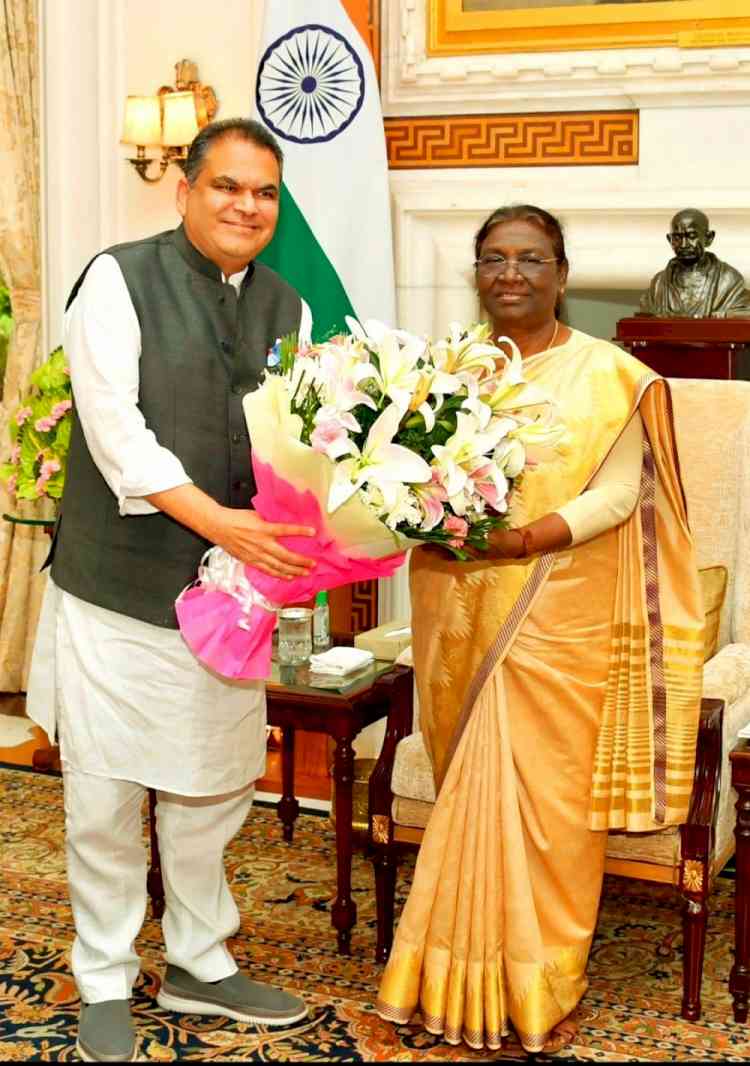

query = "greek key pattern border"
[384,110,638,169]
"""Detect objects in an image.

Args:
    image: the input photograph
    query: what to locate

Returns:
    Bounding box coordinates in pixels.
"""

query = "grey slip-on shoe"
[76,999,137,1062]
[156,964,308,1026]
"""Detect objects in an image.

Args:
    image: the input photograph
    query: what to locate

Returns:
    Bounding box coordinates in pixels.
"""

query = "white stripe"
[256,0,396,327]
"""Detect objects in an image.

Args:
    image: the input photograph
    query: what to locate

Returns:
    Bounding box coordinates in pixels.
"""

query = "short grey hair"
[184,118,284,186]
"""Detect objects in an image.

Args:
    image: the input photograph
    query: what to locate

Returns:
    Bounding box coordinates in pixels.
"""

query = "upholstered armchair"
[368,377,750,1023]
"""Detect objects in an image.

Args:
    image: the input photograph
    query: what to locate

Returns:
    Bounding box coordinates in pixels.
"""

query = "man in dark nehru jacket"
[26,118,316,1062]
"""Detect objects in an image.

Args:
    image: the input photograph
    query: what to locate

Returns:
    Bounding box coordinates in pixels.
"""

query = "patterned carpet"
[1,764,749,1062]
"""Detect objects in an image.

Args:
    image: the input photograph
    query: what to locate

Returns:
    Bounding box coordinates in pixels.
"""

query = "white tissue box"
[354,620,411,662]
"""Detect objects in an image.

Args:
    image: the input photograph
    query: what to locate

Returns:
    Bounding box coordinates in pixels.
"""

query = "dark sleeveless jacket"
[50,225,301,628]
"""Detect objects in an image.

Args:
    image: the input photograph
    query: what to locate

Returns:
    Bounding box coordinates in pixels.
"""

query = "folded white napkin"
[308,646,375,675]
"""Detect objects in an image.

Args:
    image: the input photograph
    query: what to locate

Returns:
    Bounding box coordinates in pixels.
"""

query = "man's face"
[668,213,714,265]
[176,136,280,276]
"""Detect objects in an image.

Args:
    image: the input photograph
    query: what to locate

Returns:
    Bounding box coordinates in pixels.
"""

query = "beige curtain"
[0,0,53,692]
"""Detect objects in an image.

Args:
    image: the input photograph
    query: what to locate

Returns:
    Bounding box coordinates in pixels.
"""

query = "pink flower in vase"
[15,406,32,427]
[34,416,56,432]
[34,476,49,496]
[51,399,72,420]
[10,444,21,464]
[40,458,61,478]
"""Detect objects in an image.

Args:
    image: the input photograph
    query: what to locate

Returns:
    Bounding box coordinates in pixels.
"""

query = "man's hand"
[209,508,316,578]
[145,484,316,579]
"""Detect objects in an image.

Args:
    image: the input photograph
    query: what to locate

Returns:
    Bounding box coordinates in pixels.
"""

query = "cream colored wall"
[39,0,750,628]
[42,0,264,349]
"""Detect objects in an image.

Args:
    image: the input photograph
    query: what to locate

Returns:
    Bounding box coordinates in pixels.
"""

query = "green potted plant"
[1,346,71,512]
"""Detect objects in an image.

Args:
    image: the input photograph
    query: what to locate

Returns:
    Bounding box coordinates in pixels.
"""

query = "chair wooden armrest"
[368,664,413,845]
[367,664,413,964]
[678,695,724,1022]
[680,696,724,869]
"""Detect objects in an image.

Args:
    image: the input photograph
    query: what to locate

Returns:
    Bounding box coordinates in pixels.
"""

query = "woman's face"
[475,219,568,332]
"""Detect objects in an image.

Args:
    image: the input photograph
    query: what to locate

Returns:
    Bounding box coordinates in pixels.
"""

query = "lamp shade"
[162,91,200,147]
[120,95,162,146]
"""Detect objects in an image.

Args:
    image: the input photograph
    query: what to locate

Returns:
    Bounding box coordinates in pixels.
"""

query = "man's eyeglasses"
[474,254,559,279]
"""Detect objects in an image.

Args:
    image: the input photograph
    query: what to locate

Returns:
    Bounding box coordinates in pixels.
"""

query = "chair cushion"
[391,732,435,804]
[392,794,433,829]
[700,565,728,662]
[703,642,750,708]
[605,825,680,866]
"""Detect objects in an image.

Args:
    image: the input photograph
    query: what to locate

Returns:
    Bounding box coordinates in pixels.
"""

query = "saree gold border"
[436,554,555,795]
[428,0,750,56]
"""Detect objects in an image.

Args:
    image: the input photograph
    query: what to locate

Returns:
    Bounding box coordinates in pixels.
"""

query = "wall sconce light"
[121,60,218,183]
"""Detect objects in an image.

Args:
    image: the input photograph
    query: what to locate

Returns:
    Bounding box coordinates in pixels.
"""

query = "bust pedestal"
[615,317,750,380]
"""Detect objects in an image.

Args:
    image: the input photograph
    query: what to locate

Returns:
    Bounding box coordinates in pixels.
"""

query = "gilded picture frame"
[428,0,750,55]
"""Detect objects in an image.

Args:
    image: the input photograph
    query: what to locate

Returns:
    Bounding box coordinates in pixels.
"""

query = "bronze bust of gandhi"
[640,209,750,319]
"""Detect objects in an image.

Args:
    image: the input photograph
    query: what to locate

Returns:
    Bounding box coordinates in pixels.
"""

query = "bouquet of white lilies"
[176,318,564,680]
[266,318,564,556]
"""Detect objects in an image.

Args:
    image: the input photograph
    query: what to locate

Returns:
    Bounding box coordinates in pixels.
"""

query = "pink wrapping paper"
[176,457,405,680]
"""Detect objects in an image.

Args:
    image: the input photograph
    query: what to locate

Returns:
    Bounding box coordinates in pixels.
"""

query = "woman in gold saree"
[376,206,704,1054]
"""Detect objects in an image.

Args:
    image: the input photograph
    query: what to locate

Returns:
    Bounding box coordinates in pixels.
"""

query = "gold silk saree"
[376,330,704,1052]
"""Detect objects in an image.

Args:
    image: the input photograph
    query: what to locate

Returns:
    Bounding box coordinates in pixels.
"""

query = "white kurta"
[26,254,312,796]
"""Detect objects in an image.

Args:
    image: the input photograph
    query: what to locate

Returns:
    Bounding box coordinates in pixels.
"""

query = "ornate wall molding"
[382,1,750,116]
[385,110,638,169]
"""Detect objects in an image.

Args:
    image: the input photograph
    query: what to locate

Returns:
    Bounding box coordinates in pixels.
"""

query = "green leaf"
[54,416,71,453]
[30,347,70,393]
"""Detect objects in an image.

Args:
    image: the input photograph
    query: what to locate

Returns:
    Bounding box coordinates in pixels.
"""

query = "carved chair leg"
[680,869,709,1023]
[372,842,398,965]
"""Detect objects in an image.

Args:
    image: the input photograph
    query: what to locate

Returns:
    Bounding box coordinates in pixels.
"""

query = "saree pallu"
[376,332,705,1052]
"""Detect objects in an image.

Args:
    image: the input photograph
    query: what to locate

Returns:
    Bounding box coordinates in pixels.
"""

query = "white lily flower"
[431,321,500,377]
[481,343,554,413]
[431,411,515,498]
[460,391,493,431]
[509,409,567,450]
[372,330,427,412]
[328,402,432,513]
[345,315,424,349]
[381,484,423,532]
[257,374,304,440]
[493,438,527,479]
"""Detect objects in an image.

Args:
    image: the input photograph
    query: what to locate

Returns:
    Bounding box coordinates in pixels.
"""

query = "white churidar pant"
[27,580,269,1004]
[63,765,255,1003]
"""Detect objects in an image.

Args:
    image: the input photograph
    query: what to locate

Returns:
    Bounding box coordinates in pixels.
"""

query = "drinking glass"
[277,607,313,664]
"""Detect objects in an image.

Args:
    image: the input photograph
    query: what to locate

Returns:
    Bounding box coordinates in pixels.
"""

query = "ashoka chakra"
[256,24,365,145]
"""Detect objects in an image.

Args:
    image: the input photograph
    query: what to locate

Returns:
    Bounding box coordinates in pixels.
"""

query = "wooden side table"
[266,660,413,957]
[730,739,750,1021]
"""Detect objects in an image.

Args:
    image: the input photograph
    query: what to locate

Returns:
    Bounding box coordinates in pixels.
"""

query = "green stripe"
[258,183,356,342]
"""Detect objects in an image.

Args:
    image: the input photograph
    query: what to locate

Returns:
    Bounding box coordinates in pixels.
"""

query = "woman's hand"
[475,527,524,561]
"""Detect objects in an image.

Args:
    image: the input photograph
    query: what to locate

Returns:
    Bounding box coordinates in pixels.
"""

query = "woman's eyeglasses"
[474,255,559,279]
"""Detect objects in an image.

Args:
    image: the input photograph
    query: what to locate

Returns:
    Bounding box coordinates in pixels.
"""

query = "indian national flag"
[254,0,396,341]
